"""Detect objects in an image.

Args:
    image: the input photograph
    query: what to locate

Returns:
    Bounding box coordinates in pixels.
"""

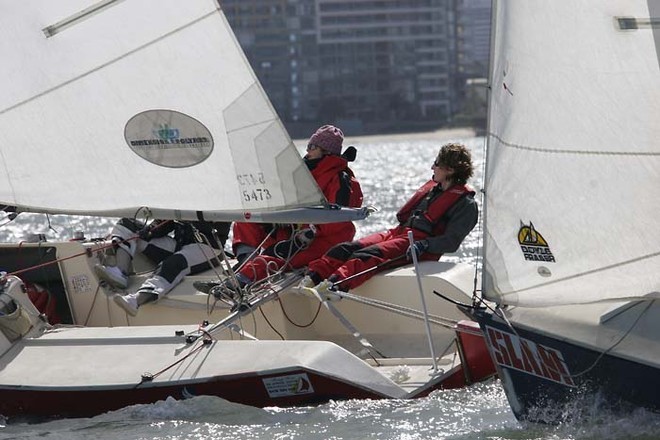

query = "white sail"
[0,0,367,223]
[483,0,660,306]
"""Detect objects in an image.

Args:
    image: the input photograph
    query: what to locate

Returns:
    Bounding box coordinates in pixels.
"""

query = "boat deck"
[368,355,461,394]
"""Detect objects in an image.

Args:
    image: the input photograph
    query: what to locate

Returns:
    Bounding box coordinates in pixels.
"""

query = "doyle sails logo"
[125,109,214,168]
[518,221,555,262]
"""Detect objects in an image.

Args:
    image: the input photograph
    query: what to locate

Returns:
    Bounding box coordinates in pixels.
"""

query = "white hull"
[0,241,495,418]
[0,240,477,358]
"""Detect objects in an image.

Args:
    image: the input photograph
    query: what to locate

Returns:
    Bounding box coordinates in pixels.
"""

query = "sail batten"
[43,0,126,38]
[483,0,660,307]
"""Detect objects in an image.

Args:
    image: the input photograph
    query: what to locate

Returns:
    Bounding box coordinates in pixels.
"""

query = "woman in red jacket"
[195,125,362,297]
[301,142,477,295]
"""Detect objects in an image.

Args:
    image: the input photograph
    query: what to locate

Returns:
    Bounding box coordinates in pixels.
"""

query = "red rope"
[5,220,173,279]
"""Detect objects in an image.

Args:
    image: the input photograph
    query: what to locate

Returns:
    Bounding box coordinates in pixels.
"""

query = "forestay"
[0,0,367,224]
[483,0,660,306]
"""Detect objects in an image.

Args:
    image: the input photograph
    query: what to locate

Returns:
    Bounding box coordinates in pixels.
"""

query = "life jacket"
[341,168,363,208]
[397,180,474,236]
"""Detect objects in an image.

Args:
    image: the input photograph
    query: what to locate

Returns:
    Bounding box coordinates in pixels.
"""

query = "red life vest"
[397,180,474,236]
[343,168,363,208]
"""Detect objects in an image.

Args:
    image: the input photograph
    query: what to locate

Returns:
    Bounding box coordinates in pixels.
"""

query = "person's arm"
[425,196,478,255]
[334,170,352,207]
[144,219,176,239]
[0,205,18,220]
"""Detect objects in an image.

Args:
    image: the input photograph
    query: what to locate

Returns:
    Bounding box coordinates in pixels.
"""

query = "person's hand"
[293,227,316,248]
[406,239,429,260]
[137,227,150,241]
[137,223,155,241]
[266,227,316,259]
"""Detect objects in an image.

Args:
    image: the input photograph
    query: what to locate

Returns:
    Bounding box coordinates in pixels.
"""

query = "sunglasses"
[306,144,319,151]
[433,160,452,170]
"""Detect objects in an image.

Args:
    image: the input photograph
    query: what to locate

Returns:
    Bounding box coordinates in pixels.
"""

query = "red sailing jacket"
[311,155,362,208]
[232,155,362,253]
[396,180,473,237]
[308,154,362,244]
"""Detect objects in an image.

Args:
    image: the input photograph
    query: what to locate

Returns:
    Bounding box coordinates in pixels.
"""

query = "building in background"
[452,0,490,129]
[222,0,489,137]
[456,0,490,79]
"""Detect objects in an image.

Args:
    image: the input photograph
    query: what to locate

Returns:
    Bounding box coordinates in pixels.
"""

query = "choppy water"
[1,134,659,439]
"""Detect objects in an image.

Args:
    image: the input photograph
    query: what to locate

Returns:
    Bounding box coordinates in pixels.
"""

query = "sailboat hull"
[0,325,493,419]
[475,309,660,423]
[0,368,387,418]
[0,271,495,420]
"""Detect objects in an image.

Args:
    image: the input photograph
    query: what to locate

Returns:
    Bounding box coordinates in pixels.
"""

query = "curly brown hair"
[435,143,474,185]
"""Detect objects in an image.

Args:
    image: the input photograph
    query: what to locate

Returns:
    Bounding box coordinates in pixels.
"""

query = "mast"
[479,0,499,303]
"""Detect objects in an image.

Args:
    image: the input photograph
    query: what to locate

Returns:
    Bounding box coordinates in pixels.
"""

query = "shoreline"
[294,126,477,144]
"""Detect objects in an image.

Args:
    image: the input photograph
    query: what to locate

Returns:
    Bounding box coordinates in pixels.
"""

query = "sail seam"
[498,249,660,299]
[1,10,217,118]
[489,133,660,156]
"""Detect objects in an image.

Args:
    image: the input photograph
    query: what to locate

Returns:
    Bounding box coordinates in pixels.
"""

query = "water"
[1,132,659,439]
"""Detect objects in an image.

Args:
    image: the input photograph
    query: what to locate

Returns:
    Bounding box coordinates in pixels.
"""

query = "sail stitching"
[1,11,217,118]
[490,133,660,156]
[498,249,660,300]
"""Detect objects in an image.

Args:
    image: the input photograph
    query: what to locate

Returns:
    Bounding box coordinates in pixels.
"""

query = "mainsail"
[0,0,368,224]
[483,0,660,306]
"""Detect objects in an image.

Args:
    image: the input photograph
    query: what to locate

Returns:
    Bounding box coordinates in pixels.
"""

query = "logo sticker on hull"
[263,373,314,398]
[70,274,92,294]
[485,326,575,387]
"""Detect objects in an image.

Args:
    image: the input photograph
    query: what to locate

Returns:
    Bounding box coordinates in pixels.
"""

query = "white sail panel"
[0,0,332,221]
[484,0,660,306]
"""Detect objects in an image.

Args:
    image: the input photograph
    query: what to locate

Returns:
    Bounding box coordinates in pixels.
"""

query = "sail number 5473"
[243,188,272,201]
[237,173,272,202]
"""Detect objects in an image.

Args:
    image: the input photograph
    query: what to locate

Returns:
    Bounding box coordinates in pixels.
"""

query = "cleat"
[113,293,139,316]
[314,280,342,302]
[205,274,250,301]
[292,275,316,292]
[95,264,129,289]
[230,302,251,313]
[209,282,239,301]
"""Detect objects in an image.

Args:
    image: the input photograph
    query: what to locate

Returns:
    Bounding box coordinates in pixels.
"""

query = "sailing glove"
[266,227,316,259]
[406,239,429,260]
[293,227,316,248]
[137,225,154,241]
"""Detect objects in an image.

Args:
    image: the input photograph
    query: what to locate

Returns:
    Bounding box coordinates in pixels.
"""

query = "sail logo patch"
[485,326,575,387]
[518,221,555,262]
[125,109,214,168]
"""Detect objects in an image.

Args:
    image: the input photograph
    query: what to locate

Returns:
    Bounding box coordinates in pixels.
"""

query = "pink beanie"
[308,125,344,155]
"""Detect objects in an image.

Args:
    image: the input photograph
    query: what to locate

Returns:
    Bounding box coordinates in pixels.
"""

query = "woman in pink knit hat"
[195,125,363,300]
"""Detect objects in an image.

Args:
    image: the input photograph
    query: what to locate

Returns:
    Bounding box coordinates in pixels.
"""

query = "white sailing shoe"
[113,293,139,316]
[95,264,128,289]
